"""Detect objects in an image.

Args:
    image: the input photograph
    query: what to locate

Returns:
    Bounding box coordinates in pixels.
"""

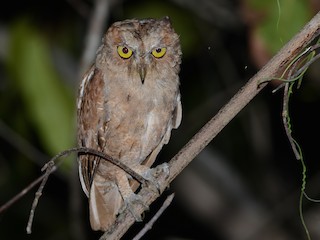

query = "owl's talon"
[122,193,148,221]
[142,163,170,194]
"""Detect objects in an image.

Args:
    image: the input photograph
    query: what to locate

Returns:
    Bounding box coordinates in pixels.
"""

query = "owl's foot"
[141,163,170,194]
[122,193,148,222]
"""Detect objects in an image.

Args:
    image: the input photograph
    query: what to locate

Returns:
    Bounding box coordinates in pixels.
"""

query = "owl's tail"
[89,176,123,231]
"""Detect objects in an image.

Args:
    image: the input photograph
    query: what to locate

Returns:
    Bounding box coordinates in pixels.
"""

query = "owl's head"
[97,17,181,85]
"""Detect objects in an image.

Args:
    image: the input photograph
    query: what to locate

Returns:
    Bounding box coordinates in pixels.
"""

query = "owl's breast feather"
[104,91,169,163]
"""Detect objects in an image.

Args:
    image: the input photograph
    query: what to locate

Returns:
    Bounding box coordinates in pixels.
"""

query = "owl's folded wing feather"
[173,93,182,129]
[77,65,105,197]
[140,92,182,169]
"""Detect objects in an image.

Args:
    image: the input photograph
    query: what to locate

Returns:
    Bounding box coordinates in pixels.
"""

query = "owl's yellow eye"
[151,47,166,58]
[117,46,133,59]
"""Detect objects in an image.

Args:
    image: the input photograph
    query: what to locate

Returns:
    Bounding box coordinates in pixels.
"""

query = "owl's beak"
[138,65,147,84]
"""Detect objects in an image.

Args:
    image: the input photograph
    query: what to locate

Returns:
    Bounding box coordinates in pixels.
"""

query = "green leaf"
[7,19,75,156]
[248,0,311,54]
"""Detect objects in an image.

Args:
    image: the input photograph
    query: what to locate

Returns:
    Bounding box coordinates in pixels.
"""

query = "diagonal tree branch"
[100,11,320,240]
[132,193,175,240]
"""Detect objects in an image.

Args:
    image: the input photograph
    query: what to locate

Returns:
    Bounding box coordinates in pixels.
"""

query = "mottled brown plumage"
[77,17,182,231]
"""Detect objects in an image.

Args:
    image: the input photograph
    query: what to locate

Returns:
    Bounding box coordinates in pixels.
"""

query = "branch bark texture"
[100,12,320,240]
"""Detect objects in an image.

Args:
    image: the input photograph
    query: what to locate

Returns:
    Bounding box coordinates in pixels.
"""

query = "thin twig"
[0,170,51,214]
[132,193,175,240]
[79,148,148,185]
[303,192,320,203]
[26,161,56,234]
[281,53,302,160]
[0,147,148,233]
[279,36,320,240]
[26,147,148,233]
[0,152,68,216]
[292,52,320,79]
[279,36,320,160]
[282,83,301,159]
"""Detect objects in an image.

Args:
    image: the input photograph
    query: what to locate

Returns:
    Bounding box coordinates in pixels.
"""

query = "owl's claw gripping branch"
[141,163,170,194]
[122,194,149,222]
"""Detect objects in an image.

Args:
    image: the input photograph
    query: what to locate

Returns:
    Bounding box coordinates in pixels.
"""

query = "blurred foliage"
[6,19,75,156]
[247,0,311,54]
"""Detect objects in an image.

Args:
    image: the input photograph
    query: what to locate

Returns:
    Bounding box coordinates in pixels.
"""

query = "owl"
[77,17,182,231]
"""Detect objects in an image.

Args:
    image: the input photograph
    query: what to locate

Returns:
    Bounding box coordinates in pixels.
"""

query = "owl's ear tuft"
[162,16,171,25]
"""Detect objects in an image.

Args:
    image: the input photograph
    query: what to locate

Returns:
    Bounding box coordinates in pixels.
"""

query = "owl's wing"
[77,65,105,197]
[140,92,182,169]
[172,93,182,129]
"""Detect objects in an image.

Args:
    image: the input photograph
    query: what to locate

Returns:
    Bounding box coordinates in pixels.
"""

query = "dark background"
[1,0,320,239]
